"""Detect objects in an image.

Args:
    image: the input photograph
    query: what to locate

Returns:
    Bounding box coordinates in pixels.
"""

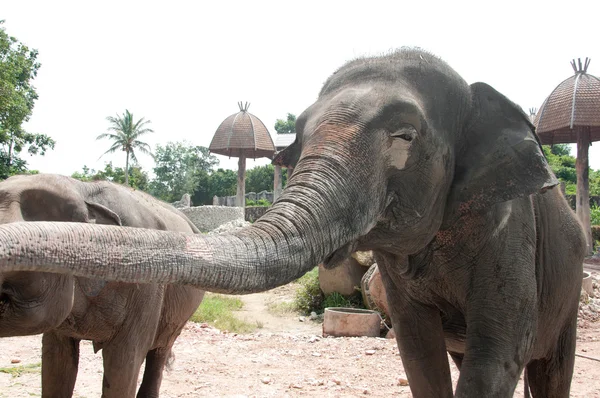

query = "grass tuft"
[190,293,259,333]
[0,362,41,377]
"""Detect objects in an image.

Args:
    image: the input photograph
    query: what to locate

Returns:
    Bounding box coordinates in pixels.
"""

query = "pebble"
[398,377,409,386]
[365,350,376,355]
[10,359,20,364]
[261,377,272,384]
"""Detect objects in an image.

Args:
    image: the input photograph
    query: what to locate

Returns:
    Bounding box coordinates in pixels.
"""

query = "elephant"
[0,174,205,398]
[0,48,587,397]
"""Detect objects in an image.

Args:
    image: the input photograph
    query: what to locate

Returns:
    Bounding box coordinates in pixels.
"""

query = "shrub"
[293,267,366,315]
[293,267,324,315]
[245,198,271,207]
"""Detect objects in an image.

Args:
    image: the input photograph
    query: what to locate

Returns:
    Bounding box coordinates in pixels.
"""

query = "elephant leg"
[377,256,453,398]
[136,347,171,398]
[525,315,577,398]
[41,331,80,398]
[100,343,148,398]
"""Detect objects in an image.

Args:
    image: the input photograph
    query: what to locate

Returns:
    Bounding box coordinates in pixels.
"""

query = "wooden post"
[274,165,283,201]
[576,128,592,254]
[236,155,246,208]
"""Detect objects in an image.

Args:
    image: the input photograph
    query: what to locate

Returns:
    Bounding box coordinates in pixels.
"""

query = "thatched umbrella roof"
[534,58,600,144]
[209,102,275,159]
[533,58,600,254]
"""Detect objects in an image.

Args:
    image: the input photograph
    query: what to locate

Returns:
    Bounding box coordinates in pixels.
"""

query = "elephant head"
[0,48,557,293]
[0,174,121,336]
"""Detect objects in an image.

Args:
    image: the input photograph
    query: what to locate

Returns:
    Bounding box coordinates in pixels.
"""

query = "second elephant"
[0,174,205,397]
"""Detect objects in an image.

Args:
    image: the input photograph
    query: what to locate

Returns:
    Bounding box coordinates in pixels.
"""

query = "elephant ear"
[444,82,558,224]
[272,139,301,168]
[85,201,122,226]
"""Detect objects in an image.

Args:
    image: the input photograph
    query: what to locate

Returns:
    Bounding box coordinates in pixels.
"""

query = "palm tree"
[97,109,154,186]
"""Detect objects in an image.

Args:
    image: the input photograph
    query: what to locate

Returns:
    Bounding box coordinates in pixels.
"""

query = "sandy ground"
[0,284,599,397]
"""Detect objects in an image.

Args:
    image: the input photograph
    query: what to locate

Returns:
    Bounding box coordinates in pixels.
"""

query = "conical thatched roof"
[209,102,275,159]
[534,58,600,145]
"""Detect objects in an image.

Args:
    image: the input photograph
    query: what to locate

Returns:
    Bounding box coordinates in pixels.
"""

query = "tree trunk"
[273,165,283,201]
[236,156,246,208]
[576,127,592,255]
[124,150,130,186]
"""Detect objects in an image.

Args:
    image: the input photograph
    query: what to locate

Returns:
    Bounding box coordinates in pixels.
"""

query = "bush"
[293,267,324,315]
[246,198,271,207]
[293,267,366,315]
[591,205,600,226]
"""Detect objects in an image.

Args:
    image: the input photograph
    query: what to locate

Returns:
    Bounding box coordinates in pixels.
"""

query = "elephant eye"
[396,133,413,141]
[390,125,417,142]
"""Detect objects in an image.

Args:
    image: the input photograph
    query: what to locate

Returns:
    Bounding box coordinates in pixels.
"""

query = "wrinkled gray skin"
[0,49,587,397]
[0,174,204,398]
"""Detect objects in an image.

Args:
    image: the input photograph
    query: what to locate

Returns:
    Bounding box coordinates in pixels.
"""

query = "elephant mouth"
[322,241,357,269]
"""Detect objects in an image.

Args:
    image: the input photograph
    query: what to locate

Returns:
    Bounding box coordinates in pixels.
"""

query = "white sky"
[3,0,599,176]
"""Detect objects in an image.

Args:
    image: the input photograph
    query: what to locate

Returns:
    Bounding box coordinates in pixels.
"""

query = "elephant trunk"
[0,158,371,293]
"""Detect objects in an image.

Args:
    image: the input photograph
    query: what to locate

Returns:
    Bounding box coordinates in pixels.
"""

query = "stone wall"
[179,206,244,233]
[213,191,274,206]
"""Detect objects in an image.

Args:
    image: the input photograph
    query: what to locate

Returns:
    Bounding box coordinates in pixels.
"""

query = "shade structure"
[534,58,600,145]
[209,102,275,159]
[209,102,276,208]
[533,58,600,254]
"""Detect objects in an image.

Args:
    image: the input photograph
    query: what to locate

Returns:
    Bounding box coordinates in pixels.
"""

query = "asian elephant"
[0,48,587,397]
[0,174,204,398]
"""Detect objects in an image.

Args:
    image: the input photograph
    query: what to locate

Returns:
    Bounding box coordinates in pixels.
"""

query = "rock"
[208,219,251,235]
[309,311,318,320]
[385,328,396,340]
[172,193,191,209]
[361,264,390,317]
[398,377,409,386]
[10,359,20,364]
[351,251,375,267]
[319,257,367,296]
[261,377,272,384]
[308,335,321,343]
[365,349,376,355]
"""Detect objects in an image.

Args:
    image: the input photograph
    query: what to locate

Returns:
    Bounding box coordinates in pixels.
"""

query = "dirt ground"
[0,283,599,398]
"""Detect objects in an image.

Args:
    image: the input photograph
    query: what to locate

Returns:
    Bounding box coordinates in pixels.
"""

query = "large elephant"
[0,48,587,397]
[0,174,204,398]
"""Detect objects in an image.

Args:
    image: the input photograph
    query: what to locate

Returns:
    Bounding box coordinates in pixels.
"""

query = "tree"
[274,113,296,135]
[0,20,55,179]
[245,164,287,193]
[192,168,237,205]
[97,109,153,186]
[542,144,600,196]
[71,162,149,191]
[149,141,218,202]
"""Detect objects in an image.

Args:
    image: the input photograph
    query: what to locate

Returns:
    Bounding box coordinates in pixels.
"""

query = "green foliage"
[245,164,287,193]
[591,205,600,226]
[190,293,258,333]
[293,267,324,315]
[0,362,41,377]
[97,109,153,186]
[0,20,55,179]
[149,141,218,202]
[246,198,271,207]
[71,162,149,191]
[542,144,600,196]
[274,113,296,135]
[192,168,237,205]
